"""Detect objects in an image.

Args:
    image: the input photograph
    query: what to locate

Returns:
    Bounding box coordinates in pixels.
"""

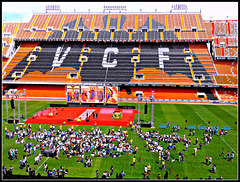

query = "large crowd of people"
[135,126,234,179]
[3,123,234,179]
[3,124,136,178]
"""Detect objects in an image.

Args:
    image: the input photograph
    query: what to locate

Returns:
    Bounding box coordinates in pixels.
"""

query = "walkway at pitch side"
[25,106,139,127]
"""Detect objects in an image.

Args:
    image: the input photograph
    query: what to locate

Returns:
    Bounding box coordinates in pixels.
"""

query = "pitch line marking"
[219,136,238,156]
[36,157,49,172]
[195,112,237,156]
[74,125,79,131]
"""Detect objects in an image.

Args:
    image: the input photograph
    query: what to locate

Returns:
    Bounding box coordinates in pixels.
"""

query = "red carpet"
[25,107,139,126]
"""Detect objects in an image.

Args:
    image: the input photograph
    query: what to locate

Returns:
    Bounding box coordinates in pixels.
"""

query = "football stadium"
[2,2,238,180]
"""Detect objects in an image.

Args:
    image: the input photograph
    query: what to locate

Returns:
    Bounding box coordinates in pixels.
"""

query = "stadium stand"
[214,88,238,102]
[2,11,238,104]
[119,87,209,101]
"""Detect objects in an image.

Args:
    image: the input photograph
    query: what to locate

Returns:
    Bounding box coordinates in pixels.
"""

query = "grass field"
[2,100,238,179]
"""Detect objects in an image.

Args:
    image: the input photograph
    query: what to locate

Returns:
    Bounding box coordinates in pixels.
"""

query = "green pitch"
[2,100,238,179]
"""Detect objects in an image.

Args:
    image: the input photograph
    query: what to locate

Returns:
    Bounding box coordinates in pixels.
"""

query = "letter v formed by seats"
[52,46,71,70]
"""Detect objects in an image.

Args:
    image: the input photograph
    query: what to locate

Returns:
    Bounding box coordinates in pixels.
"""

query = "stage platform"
[25,106,139,127]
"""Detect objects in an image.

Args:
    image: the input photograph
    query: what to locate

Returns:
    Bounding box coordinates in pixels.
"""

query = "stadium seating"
[215,88,238,102]
[5,13,212,42]
[2,12,238,104]
[204,20,238,60]
[2,58,9,70]
[3,42,39,80]
[3,40,217,86]
[214,75,238,85]
[213,59,238,75]
[16,85,66,98]
[119,87,209,101]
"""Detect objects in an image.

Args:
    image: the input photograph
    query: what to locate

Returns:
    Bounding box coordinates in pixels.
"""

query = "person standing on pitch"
[162,160,166,170]
[226,151,230,161]
[195,137,198,145]
[132,156,136,167]
[194,146,197,156]
[219,148,224,157]
[185,143,188,152]
[158,154,161,165]
[230,152,234,163]
[199,142,203,150]
[206,155,209,165]
[208,156,212,166]
[178,151,182,161]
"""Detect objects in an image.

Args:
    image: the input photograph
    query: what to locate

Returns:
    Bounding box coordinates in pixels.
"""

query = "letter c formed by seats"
[102,47,118,68]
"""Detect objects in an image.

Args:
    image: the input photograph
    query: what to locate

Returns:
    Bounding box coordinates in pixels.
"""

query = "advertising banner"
[81,86,104,103]
[105,86,118,104]
[66,86,80,103]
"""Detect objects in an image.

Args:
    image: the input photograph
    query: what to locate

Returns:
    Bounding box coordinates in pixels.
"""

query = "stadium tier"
[2,12,238,104]
[3,41,217,86]
[203,20,238,59]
